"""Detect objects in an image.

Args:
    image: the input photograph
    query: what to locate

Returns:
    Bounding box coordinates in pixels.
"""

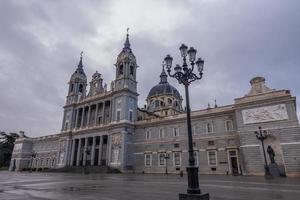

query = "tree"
[0,132,19,168]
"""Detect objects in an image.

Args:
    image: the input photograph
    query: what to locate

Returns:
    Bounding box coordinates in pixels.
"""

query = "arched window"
[155,100,160,108]
[160,101,164,106]
[130,65,134,75]
[79,84,83,93]
[70,84,74,92]
[119,65,124,75]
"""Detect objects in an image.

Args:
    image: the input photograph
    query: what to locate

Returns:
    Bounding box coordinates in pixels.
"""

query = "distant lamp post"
[30,152,36,172]
[254,126,271,177]
[164,154,170,175]
[164,44,209,200]
[83,148,91,174]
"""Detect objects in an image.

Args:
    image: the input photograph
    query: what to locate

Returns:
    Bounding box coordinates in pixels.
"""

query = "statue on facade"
[267,145,275,163]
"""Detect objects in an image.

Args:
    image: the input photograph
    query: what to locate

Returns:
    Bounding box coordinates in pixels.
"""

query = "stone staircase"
[43,165,121,174]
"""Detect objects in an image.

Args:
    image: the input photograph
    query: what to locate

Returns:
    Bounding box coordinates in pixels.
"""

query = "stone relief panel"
[112,133,122,146]
[111,133,122,165]
[242,104,288,124]
[58,140,67,164]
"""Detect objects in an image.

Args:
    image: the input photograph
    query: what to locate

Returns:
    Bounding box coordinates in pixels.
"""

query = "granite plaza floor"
[0,171,299,200]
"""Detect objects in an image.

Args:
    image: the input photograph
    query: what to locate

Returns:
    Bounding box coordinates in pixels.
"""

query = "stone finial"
[247,76,274,96]
[159,63,168,84]
[78,51,83,69]
[104,83,107,92]
[214,99,218,108]
[207,103,211,109]
[19,131,25,138]
[123,28,131,51]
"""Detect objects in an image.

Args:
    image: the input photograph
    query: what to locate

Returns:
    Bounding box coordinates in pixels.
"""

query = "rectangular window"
[158,153,166,166]
[145,154,152,166]
[146,130,151,140]
[174,143,180,148]
[116,110,121,122]
[98,116,102,124]
[159,128,164,139]
[174,152,181,166]
[206,123,213,133]
[65,122,69,130]
[207,151,217,166]
[193,125,197,135]
[229,150,237,156]
[173,127,179,137]
[129,110,133,122]
[225,120,233,132]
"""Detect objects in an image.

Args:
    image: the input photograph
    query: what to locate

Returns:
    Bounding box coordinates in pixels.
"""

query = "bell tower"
[114,29,138,92]
[112,29,138,123]
[66,52,87,105]
[62,52,87,131]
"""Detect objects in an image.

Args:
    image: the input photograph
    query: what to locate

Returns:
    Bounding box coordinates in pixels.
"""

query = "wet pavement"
[0,171,300,200]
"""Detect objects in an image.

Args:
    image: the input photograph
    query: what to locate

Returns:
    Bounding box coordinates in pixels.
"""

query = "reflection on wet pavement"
[0,172,300,200]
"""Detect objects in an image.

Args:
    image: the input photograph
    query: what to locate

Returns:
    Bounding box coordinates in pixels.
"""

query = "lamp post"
[30,152,36,172]
[164,44,209,200]
[83,148,91,174]
[165,153,170,175]
[254,126,271,177]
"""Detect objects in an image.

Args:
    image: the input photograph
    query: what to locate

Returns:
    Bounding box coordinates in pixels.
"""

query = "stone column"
[70,139,76,166]
[83,137,88,166]
[80,107,85,128]
[76,138,82,166]
[87,106,91,127]
[75,109,79,128]
[63,138,71,167]
[91,137,96,166]
[98,136,103,166]
[102,103,105,124]
[95,103,99,126]
[107,135,111,166]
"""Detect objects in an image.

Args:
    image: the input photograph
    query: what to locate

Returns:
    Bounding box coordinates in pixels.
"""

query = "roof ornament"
[123,27,131,51]
[78,51,83,69]
[160,61,168,84]
[207,102,211,109]
[214,99,218,108]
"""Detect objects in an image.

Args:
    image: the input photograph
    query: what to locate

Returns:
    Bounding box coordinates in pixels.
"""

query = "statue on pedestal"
[267,145,275,163]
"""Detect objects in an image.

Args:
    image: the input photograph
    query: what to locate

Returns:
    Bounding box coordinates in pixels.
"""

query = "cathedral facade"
[9,34,300,177]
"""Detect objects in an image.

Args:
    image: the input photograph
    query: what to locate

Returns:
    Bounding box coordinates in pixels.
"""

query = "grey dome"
[147,82,181,99]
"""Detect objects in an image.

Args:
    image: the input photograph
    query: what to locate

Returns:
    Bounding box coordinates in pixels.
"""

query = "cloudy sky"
[0,0,299,137]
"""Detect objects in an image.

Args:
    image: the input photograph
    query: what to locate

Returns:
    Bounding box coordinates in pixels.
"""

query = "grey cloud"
[0,0,299,137]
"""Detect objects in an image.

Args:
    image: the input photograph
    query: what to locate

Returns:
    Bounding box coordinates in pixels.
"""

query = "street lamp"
[164,44,209,200]
[164,153,170,175]
[30,152,36,172]
[83,148,91,174]
[254,126,271,177]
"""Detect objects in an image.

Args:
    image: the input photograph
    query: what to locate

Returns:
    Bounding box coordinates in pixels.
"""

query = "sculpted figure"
[267,145,275,163]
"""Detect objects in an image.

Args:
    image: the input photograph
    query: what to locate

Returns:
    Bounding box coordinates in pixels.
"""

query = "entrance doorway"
[228,150,240,175]
[230,157,239,175]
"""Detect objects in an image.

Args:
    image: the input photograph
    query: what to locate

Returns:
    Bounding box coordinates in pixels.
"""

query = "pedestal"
[179,193,209,200]
[269,163,281,177]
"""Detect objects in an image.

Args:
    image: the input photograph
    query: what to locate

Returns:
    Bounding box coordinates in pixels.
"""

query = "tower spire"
[74,51,85,76]
[123,28,131,51]
[78,51,83,69]
[160,62,168,84]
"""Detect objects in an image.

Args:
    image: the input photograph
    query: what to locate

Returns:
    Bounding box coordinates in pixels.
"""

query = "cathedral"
[9,33,300,177]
